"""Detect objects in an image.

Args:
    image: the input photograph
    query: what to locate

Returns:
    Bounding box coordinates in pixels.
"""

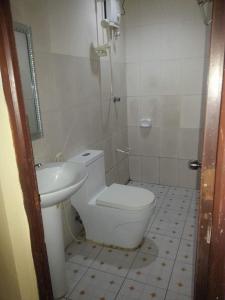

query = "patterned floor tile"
[145,213,158,232]
[68,269,124,300]
[141,233,180,260]
[116,279,166,300]
[151,218,184,239]
[168,261,194,297]
[182,219,197,241]
[142,184,168,197]
[66,262,88,294]
[157,208,187,222]
[161,202,190,214]
[176,239,195,265]
[189,200,199,212]
[163,195,192,206]
[165,290,192,300]
[167,187,193,197]
[127,252,174,289]
[91,247,137,277]
[64,182,198,300]
[66,240,102,267]
[186,211,198,223]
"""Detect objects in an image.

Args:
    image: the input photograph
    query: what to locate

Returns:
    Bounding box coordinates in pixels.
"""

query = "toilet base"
[86,237,145,251]
[82,202,156,249]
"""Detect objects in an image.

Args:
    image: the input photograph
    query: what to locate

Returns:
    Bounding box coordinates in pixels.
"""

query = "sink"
[36,162,88,208]
[36,161,88,298]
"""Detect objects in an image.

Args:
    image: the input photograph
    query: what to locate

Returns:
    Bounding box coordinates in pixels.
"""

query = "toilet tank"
[68,150,106,199]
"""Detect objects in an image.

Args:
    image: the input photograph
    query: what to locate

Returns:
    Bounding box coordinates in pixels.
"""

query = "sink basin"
[36,162,88,208]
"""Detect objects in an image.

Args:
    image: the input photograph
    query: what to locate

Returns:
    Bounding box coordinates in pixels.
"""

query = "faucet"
[34,163,42,168]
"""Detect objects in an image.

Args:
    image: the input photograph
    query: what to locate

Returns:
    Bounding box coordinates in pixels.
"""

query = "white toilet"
[69,150,156,249]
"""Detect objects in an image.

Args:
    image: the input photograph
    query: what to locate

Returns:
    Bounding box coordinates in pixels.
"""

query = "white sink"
[36,162,88,208]
[36,161,88,298]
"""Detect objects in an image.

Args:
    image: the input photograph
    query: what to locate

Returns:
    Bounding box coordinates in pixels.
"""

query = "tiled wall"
[10,0,129,245]
[11,0,129,184]
[125,0,206,188]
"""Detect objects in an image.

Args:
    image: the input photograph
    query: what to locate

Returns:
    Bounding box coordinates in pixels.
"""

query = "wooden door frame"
[0,0,53,299]
[195,0,225,299]
[1,0,225,299]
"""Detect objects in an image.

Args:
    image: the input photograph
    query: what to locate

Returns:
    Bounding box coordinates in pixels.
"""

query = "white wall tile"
[160,158,178,186]
[140,61,161,95]
[142,156,159,183]
[140,127,160,156]
[139,96,160,127]
[118,157,130,184]
[159,96,181,128]
[140,24,164,61]
[160,23,183,60]
[160,128,179,158]
[140,0,166,26]
[103,137,115,172]
[126,63,140,96]
[105,167,117,186]
[180,95,202,129]
[11,0,129,249]
[127,97,139,126]
[124,0,140,28]
[128,126,141,155]
[125,26,141,63]
[126,0,205,188]
[113,129,129,163]
[178,21,206,59]
[160,60,182,95]
[178,129,200,159]
[100,61,111,100]
[178,159,199,189]
[180,58,204,94]
[47,0,96,57]
[129,155,142,181]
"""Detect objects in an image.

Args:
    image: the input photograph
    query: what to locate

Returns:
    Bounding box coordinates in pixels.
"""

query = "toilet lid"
[96,184,155,211]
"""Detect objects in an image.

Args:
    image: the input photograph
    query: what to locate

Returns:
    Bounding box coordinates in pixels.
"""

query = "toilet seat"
[96,183,155,211]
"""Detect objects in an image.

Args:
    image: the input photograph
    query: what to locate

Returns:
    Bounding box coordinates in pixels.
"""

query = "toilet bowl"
[69,150,156,249]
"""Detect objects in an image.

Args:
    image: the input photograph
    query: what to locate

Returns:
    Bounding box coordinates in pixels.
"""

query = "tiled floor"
[64,182,198,300]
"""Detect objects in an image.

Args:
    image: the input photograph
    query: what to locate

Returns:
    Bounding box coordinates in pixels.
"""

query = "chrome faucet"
[34,163,42,168]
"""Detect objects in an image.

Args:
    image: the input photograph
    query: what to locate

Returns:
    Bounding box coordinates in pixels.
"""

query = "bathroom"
[7,0,213,299]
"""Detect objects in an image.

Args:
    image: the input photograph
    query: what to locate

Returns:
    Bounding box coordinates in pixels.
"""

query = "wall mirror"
[14,22,43,140]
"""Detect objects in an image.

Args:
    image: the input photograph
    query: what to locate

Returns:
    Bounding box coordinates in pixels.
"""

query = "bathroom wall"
[125,0,206,188]
[10,0,129,246]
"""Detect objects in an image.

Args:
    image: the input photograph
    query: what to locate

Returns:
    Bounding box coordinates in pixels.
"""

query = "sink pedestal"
[41,205,67,299]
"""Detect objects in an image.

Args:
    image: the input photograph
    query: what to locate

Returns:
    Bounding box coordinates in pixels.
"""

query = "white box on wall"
[105,0,121,24]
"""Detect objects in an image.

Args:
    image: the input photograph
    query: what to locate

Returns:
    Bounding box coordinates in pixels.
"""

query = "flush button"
[82,153,90,157]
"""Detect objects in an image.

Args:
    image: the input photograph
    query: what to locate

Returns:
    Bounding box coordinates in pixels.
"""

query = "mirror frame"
[14,22,43,140]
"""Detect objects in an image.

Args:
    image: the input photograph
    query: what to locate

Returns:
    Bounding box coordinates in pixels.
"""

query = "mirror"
[14,22,43,140]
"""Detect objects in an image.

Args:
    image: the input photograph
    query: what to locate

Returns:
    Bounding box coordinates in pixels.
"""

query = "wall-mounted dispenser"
[139,118,152,128]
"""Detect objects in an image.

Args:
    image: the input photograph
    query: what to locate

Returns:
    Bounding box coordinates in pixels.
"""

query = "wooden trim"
[207,62,225,299]
[195,0,225,299]
[0,0,53,299]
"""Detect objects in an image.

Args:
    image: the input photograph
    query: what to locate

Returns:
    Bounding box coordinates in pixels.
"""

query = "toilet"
[69,150,156,249]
